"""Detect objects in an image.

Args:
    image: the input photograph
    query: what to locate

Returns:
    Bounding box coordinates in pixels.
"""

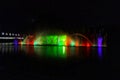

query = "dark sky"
[0,0,118,33]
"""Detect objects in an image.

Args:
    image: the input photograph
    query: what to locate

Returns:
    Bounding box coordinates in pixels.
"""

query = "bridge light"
[21,37,23,39]
[9,33,11,36]
[2,32,4,35]
[12,33,14,36]
[6,33,8,35]
[15,34,17,36]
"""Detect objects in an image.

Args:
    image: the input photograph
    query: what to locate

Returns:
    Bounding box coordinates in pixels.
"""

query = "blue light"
[97,37,103,47]
[98,47,103,60]
[14,39,18,46]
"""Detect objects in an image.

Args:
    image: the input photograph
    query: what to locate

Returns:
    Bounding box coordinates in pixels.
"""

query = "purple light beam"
[97,37,103,47]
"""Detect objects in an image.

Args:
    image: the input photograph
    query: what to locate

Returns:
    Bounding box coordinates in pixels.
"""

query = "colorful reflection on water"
[98,47,103,60]
[0,43,107,60]
[33,46,67,59]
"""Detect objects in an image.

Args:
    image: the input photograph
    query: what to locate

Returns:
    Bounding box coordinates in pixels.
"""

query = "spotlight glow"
[2,32,4,35]
[58,35,67,46]
[70,41,75,46]
[98,37,103,47]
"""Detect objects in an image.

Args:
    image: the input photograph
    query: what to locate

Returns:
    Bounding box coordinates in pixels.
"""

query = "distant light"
[15,34,17,36]
[14,39,18,45]
[16,37,24,39]
[6,33,8,35]
[0,37,15,39]
[98,37,103,47]
[9,33,11,36]
[2,32,4,35]
[12,33,14,36]
[86,42,90,47]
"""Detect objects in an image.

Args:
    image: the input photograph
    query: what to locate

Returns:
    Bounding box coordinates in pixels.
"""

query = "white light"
[0,36,23,39]
[15,34,17,36]
[6,33,8,35]
[9,33,11,36]
[12,33,14,36]
[16,37,24,39]
[2,32,4,35]
[0,37,15,39]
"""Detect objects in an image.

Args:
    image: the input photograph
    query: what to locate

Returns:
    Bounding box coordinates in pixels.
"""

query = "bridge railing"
[0,37,24,39]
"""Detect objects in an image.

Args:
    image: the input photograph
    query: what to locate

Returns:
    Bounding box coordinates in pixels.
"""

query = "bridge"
[0,32,24,43]
[0,37,24,39]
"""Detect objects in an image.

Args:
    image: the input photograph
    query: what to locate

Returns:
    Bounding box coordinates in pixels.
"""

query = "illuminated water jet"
[20,32,106,47]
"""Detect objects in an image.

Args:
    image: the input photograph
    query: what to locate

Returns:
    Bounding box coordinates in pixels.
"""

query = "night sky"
[0,0,118,33]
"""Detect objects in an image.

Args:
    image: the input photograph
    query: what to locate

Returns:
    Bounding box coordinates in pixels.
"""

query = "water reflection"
[26,45,34,55]
[34,46,67,59]
[86,47,91,57]
[0,44,105,60]
[98,47,103,60]
[0,45,19,54]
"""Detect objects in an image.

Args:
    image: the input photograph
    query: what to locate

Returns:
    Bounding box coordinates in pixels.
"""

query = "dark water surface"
[0,45,109,79]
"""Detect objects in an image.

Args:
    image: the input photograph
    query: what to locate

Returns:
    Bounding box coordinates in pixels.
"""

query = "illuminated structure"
[0,32,24,45]
[21,32,107,47]
[0,31,107,47]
